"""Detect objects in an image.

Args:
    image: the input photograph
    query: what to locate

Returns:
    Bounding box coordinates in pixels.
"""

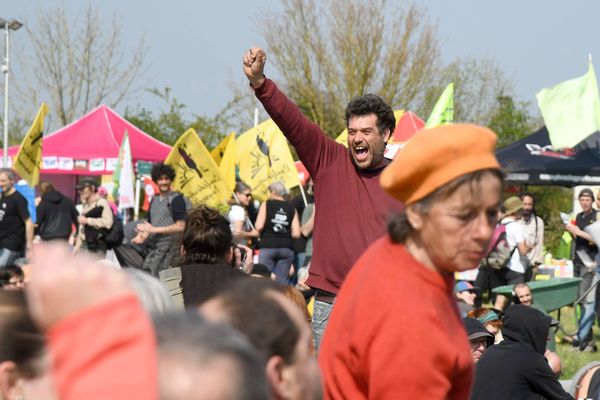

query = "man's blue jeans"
[577,270,600,344]
[312,299,334,355]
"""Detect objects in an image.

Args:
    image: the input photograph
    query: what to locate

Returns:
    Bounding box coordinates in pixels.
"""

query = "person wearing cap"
[471,305,572,400]
[494,196,530,310]
[318,124,503,399]
[243,47,403,353]
[467,308,504,344]
[0,168,34,267]
[463,317,494,364]
[455,280,479,317]
[74,177,114,257]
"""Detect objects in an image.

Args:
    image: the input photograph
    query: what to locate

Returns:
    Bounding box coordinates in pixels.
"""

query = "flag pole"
[298,183,308,207]
[134,176,141,220]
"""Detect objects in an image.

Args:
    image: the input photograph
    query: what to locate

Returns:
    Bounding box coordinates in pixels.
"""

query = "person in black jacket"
[471,304,572,400]
[35,182,78,242]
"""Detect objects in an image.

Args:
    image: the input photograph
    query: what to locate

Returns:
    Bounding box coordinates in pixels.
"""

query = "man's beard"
[522,209,532,219]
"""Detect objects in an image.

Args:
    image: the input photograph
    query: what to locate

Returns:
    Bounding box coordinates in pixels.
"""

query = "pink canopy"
[9,105,171,175]
[390,111,425,143]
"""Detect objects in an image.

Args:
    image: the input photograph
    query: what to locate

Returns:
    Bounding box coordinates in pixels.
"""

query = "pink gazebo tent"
[8,105,171,176]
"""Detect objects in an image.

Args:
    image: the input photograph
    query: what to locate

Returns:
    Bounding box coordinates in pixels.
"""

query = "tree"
[12,4,148,127]
[419,57,516,126]
[125,87,233,148]
[257,0,440,137]
[488,94,535,147]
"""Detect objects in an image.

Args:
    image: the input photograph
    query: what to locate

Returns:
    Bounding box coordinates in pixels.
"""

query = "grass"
[551,306,599,379]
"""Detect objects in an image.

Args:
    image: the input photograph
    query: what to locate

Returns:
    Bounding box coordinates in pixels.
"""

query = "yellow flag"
[165,128,230,208]
[219,133,236,192]
[235,119,300,201]
[14,103,49,186]
[210,132,234,165]
[425,83,454,128]
[335,110,404,147]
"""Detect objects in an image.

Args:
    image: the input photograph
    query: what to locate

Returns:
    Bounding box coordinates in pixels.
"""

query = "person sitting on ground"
[178,206,252,307]
[467,307,503,344]
[463,317,494,364]
[0,290,53,400]
[0,265,25,291]
[199,278,322,400]
[24,243,158,400]
[35,181,79,243]
[471,304,572,400]
[153,311,269,400]
[455,280,479,317]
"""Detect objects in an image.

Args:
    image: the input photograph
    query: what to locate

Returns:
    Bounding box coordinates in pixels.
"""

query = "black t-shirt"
[575,209,598,256]
[260,199,295,249]
[0,190,30,251]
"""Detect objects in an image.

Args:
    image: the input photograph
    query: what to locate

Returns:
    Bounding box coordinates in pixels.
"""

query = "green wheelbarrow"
[493,277,582,351]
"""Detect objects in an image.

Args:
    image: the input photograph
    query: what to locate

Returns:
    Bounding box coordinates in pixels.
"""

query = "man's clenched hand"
[243,47,267,89]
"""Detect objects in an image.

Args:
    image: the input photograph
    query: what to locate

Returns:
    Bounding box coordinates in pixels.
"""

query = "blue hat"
[455,280,481,294]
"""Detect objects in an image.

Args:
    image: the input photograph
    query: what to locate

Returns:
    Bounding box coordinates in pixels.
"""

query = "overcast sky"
[4,1,600,126]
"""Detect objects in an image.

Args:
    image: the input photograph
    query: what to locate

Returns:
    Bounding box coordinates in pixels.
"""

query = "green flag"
[425,83,453,128]
[536,62,600,149]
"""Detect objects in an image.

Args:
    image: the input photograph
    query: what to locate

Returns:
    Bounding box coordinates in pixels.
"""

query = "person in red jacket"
[244,47,403,352]
[319,124,503,399]
[25,244,158,400]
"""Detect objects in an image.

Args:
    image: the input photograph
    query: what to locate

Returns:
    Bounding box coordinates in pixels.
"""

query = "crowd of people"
[0,46,599,399]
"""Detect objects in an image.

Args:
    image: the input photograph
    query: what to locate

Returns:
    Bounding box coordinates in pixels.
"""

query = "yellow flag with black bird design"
[165,128,230,208]
[211,132,234,166]
[218,133,236,192]
[14,103,49,187]
[235,119,299,201]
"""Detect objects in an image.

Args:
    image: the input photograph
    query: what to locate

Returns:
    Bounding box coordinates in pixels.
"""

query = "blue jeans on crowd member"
[0,248,20,268]
[313,299,334,355]
[259,247,295,284]
[576,270,600,347]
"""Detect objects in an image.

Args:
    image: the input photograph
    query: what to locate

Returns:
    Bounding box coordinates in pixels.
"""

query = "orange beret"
[380,124,500,205]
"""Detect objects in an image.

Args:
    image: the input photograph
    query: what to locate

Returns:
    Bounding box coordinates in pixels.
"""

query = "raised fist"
[243,47,267,89]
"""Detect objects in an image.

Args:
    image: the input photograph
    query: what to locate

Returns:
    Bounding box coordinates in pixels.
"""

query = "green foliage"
[523,186,573,257]
[488,95,535,148]
[125,87,233,148]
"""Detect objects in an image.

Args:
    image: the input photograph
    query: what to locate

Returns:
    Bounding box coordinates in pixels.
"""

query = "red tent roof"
[390,111,425,143]
[9,105,171,175]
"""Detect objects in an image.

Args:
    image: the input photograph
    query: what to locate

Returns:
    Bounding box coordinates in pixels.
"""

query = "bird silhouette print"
[256,134,272,166]
[178,146,203,179]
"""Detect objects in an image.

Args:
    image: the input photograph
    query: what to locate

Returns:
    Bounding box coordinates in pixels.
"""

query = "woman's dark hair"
[388,169,504,243]
[345,94,396,137]
[151,162,176,183]
[0,291,45,378]
[180,206,232,265]
[0,265,24,288]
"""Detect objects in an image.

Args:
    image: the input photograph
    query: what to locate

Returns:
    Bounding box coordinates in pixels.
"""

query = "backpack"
[102,211,125,250]
[480,222,517,270]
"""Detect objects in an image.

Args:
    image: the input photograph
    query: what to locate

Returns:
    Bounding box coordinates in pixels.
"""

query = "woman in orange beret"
[319,124,504,400]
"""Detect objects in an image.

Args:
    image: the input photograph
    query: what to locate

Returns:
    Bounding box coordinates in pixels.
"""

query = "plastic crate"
[492,277,582,312]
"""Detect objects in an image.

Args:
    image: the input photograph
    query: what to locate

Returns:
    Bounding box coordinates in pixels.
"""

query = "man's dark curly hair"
[344,94,396,136]
[151,162,176,183]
